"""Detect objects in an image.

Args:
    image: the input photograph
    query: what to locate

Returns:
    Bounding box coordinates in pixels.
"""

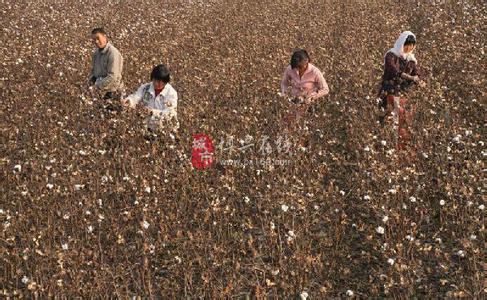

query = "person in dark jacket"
[378,31,425,116]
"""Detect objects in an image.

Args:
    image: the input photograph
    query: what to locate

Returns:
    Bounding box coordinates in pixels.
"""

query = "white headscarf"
[387,31,417,64]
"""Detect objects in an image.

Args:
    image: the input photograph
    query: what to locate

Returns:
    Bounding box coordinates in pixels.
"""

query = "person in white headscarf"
[378,31,425,112]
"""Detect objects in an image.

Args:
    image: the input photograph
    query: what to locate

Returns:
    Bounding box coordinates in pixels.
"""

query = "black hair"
[150,64,171,83]
[91,27,107,35]
[290,49,310,69]
[404,35,416,46]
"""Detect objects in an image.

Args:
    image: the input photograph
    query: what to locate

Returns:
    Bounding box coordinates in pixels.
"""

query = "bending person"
[121,64,179,131]
[280,49,329,104]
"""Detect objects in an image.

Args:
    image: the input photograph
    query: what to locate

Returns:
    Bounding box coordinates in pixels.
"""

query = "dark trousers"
[103,91,122,100]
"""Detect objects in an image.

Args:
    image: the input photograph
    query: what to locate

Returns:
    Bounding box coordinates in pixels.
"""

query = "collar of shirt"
[148,82,171,97]
[98,42,111,54]
[293,63,315,78]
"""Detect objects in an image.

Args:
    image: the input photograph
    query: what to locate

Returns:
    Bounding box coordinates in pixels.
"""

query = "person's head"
[403,35,416,53]
[91,27,108,49]
[150,64,171,89]
[290,49,310,72]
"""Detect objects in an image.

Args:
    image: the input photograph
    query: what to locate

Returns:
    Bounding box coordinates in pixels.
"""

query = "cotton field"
[1,0,485,298]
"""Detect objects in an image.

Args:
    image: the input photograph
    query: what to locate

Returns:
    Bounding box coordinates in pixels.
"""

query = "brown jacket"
[379,52,422,97]
[89,42,124,93]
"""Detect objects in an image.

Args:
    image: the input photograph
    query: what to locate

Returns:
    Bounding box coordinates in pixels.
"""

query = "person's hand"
[418,80,426,88]
[278,91,289,98]
[142,106,153,115]
[412,75,420,83]
[120,99,130,107]
[290,97,301,104]
[87,76,97,88]
[304,96,314,105]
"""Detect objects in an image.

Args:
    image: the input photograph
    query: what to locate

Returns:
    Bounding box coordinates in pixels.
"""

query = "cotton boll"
[300,291,309,300]
[270,221,275,230]
[456,250,465,258]
[376,226,385,234]
[142,221,149,229]
[74,184,84,191]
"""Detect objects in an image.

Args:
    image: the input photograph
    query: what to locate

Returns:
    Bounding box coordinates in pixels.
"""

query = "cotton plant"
[2,0,486,298]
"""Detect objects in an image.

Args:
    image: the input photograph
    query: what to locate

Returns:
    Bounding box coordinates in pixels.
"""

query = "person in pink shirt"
[280,49,329,104]
[280,50,329,136]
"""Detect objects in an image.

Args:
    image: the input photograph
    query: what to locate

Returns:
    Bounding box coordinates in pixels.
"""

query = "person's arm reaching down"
[309,69,329,100]
[122,84,145,108]
[411,63,426,87]
[87,55,96,86]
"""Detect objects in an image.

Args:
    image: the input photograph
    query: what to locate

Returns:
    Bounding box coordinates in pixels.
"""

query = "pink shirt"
[280,63,329,99]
